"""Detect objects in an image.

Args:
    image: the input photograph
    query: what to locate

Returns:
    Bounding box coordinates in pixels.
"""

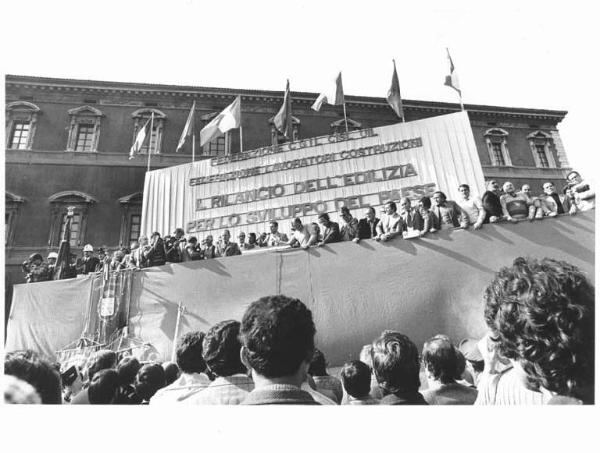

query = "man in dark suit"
[317,213,341,246]
[354,207,380,243]
[78,244,100,275]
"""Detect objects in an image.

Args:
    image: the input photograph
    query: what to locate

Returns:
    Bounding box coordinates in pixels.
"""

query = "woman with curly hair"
[476,257,594,405]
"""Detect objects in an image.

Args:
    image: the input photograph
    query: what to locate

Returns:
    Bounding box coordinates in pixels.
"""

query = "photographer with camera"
[143,232,167,267]
[566,170,595,212]
[21,253,51,283]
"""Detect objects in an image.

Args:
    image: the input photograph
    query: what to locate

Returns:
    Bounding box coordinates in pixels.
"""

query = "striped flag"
[444,48,461,95]
[129,116,151,159]
[273,80,292,138]
[387,60,404,119]
[200,96,241,147]
[176,101,196,152]
[312,71,344,111]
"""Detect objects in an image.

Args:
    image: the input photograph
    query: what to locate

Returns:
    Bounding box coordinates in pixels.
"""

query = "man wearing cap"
[78,244,100,275]
[21,253,51,283]
[46,252,58,279]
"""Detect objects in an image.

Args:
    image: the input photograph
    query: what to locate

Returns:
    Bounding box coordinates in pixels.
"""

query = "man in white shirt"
[265,221,289,246]
[375,201,403,242]
[287,217,318,249]
[456,184,485,230]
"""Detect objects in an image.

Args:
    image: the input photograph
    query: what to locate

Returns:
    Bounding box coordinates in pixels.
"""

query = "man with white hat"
[78,244,100,275]
[46,252,58,279]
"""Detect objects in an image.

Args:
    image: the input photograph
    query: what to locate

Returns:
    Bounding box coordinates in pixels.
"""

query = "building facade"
[5,74,571,290]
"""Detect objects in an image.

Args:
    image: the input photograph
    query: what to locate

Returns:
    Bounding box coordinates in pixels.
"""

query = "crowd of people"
[21,170,595,284]
[4,254,595,405]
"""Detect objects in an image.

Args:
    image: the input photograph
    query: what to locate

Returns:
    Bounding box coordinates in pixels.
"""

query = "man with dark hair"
[417,196,435,236]
[307,349,343,403]
[114,356,142,404]
[21,253,51,283]
[265,221,289,246]
[421,335,478,405]
[500,181,530,222]
[431,191,468,230]
[317,213,341,246]
[240,295,319,404]
[481,180,504,223]
[162,362,180,386]
[4,350,62,404]
[399,197,423,235]
[566,170,595,211]
[371,330,427,405]
[477,257,594,405]
[188,320,253,405]
[135,363,166,404]
[375,201,403,242]
[341,360,379,405]
[201,235,217,259]
[182,236,202,261]
[354,207,380,242]
[339,206,359,241]
[144,232,167,267]
[150,331,211,404]
[88,369,120,404]
[287,218,318,249]
[541,181,576,216]
[217,230,242,257]
[87,350,118,381]
[457,184,485,229]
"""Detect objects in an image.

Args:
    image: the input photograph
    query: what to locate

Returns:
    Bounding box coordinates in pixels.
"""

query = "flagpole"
[147,112,154,173]
[192,133,196,162]
[342,102,349,133]
[239,126,243,153]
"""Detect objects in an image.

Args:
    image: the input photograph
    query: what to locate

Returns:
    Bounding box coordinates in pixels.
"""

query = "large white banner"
[141,111,485,239]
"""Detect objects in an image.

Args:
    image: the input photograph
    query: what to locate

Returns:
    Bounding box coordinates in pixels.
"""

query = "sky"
[2,0,599,182]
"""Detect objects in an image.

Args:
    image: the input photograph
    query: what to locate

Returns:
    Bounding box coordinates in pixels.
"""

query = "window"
[66,106,104,152]
[118,192,143,248]
[330,118,361,135]
[484,128,512,166]
[5,192,26,246]
[200,111,231,156]
[527,131,556,168]
[5,101,41,150]
[48,191,97,247]
[208,136,226,155]
[131,109,167,155]
[268,116,300,145]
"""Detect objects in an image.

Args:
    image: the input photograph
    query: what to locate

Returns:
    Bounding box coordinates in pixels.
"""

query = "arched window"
[118,192,143,247]
[131,108,167,154]
[6,191,26,246]
[268,115,301,145]
[330,117,361,135]
[6,101,41,150]
[527,130,556,168]
[484,128,512,166]
[200,111,231,156]
[48,191,97,247]
[66,106,104,152]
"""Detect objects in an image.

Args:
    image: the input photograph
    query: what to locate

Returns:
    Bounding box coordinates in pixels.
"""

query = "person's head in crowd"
[259,232,268,244]
[317,212,332,228]
[291,217,303,231]
[432,191,447,207]
[116,356,141,386]
[399,197,412,213]
[130,241,139,252]
[83,244,94,258]
[69,253,78,265]
[176,331,207,375]
[371,330,420,395]
[222,230,231,244]
[88,350,118,381]
[521,184,531,196]
[248,233,257,245]
[238,232,246,245]
[341,360,372,399]
[47,252,58,266]
[205,235,213,247]
[173,228,185,240]
[418,196,432,213]
[4,350,62,404]
[88,369,120,404]
[458,184,470,200]
[3,375,42,404]
[28,253,43,266]
[121,246,131,256]
[421,335,466,385]
[364,207,376,221]
[308,349,328,377]
[240,295,316,387]
[486,180,501,194]
[150,232,162,246]
[384,201,397,215]
[310,222,320,237]
[134,363,166,402]
[138,236,148,247]
[162,362,181,386]
[112,250,125,263]
[187,236,198,246]
[202,320,246,377]
[269,221,280,234]
[566,170,582,186]
[98,247,107,261]
[340,206,353,223]
[542,181,557,196]
[458,338,484,385]
[502,181,516,195]
[562,184,576,201]
[484,257,595,403]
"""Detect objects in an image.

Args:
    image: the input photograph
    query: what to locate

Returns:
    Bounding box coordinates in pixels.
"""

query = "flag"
[311,71,344,111]
[53,213,72,280]
[200,96,241,147]
[273,80,292,138]
[444,48,461,94]
[176,101,195,152]
[387,60,404,119]
[129,117,151,159]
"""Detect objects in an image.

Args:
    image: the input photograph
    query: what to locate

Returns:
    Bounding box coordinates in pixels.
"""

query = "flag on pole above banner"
[273,79,292,138]
[129,117,151,159]
[311,72,344,111]
[200,96,241,147]
[176,101,196,152]
[444,48,461,95]
[387,60,404,119]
